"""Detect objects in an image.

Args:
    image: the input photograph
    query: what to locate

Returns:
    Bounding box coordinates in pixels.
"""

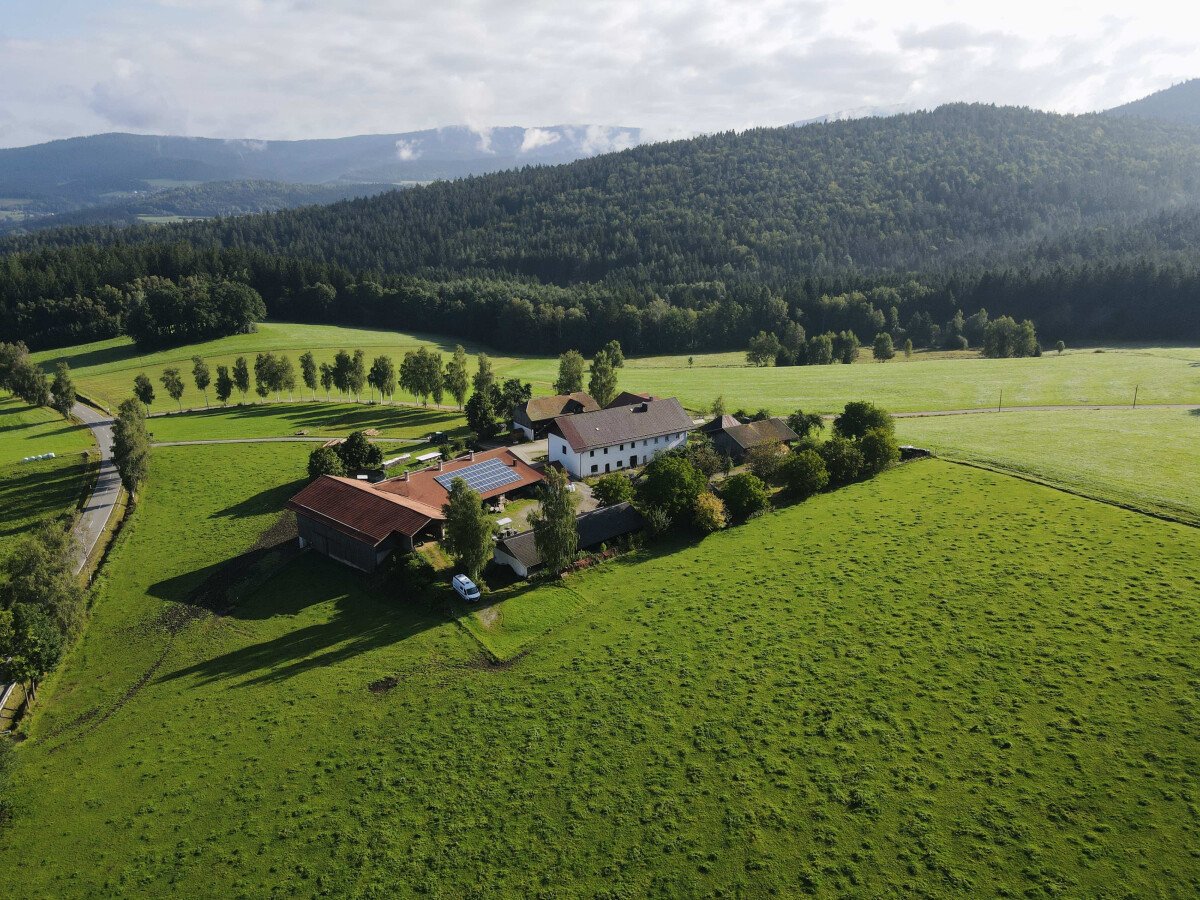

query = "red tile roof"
[373,447,543,507]
[288,448,544,544]
[286,476,434,543]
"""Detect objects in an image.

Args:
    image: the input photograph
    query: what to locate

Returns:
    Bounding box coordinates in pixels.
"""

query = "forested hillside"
[1106,80,1200,127]
[0,181,393,236]
[4,104,1200,353]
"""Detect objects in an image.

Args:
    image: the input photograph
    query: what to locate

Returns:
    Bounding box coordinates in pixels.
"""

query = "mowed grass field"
[145,401,468,443]
[897,407,1200,525]
[4,452,1199,896]
[32,323,1200,414]
[0,394,96,568]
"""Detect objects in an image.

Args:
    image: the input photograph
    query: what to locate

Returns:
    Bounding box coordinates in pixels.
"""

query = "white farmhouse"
[547,397,695,478]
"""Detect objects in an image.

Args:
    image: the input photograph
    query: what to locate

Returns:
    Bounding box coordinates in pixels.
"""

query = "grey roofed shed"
[493,502,645,577]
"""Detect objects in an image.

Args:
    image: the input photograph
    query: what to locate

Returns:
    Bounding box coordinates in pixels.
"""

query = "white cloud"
[1,1,1199,147]
[394,138,420,160]
[519,127,561,153]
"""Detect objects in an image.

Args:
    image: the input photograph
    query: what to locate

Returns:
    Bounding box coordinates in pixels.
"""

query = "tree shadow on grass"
[36,342,142,373]
[156,554,445,687]
[151,402,466,437]
[0,461,88,537]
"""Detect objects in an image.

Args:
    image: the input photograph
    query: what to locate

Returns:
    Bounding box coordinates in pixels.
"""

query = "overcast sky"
[1,0,1197,147]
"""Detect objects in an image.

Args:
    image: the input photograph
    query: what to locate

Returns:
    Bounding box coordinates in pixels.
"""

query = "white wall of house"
[513,421,535,441]
[549,431,687,478]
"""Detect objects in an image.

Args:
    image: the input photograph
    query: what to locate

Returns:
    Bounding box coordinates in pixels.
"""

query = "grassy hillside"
[4,454,1199,895]
[0,395,96,567]
[32,324,1200,415]
[897,407,1200,524]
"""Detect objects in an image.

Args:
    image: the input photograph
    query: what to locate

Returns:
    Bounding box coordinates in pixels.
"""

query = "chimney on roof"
[510,456,517,466]
[403,470,410,482]
[437,460,443,471]
[635,402,648,412]
[469,450,475,461]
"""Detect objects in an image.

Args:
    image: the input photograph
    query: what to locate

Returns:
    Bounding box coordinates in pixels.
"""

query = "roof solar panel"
[434,457,522,494]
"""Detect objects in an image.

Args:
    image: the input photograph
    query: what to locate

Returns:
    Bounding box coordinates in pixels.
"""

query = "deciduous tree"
[133,373,155,408]
[592,473,634,507]
[637,454,706,521]
[50,363,75,419]
[693,492,728,533]
[529,467,578,576]
[160,367,185,410]
[299,352,318,399]
[872,332,895,362]
[112,397,151,499]
[588,349,619,407]
[746,331,781,367]
[444,345,470,409]
[720,472,770,520]
[442,478,496,583]
[214,365,233,406]
[232,356,250,401]
[779,449,829,498]
[833,401,893,440]
[554,350,585,394]
[191,356,211,405]
[307,447,346,479]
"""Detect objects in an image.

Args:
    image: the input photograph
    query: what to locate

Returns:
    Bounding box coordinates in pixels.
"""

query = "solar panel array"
[434,457,522,494]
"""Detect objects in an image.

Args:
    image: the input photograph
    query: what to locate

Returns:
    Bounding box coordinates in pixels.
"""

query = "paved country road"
[70,402,120,577]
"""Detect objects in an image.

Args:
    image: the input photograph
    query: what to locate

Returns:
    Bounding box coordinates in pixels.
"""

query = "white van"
[452,574,481,602]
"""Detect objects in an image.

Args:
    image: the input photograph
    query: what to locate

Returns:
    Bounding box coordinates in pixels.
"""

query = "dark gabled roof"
[515,392,599,427]
[604,390,654,409]
[721,417,800,450]
[699,414,741,435]
[287,476,434,543]
[496,502,645,570]
[550,397,694,452]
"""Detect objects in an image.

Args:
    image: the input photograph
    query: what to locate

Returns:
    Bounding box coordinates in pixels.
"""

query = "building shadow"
[156,554,445,687]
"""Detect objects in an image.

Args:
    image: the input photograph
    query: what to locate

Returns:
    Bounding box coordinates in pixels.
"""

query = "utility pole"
[1133,385,1139,409]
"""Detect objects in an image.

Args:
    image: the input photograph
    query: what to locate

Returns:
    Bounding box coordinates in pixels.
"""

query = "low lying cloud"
[519,127,561,153]
[394,138,420,160]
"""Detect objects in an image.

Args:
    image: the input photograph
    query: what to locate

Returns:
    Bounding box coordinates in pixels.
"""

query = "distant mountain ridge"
[0,124,645,233]
[1105,80,1200,127]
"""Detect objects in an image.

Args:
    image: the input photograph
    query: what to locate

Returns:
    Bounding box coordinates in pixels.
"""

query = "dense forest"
[3,104,1200,353]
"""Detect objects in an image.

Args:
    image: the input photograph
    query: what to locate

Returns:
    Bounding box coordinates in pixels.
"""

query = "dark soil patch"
[465,649,529,671]
[368,675,401,694]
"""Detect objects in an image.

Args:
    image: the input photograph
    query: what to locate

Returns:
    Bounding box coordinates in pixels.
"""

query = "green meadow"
[145,401,468,443]
[32,323,1200,414]
[4,451,1199,896]
[897,407,1200,524]
[0,395,96,567]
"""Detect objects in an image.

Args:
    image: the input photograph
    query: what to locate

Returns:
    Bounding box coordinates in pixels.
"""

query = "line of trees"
[0,341,77,419]
[0,520,86,702]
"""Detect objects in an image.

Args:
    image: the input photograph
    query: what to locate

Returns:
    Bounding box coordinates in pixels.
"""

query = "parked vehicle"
[452,574,481,602]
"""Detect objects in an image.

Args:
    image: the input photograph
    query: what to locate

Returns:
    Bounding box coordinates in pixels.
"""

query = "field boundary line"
[939,457,1199,529]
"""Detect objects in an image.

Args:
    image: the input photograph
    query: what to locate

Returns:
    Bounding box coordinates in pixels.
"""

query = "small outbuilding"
[702,415,800,463]
[493,501,645,578]
[512,391,600,440]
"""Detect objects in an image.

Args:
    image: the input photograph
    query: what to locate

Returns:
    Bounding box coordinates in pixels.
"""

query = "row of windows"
[588,433,678,458]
